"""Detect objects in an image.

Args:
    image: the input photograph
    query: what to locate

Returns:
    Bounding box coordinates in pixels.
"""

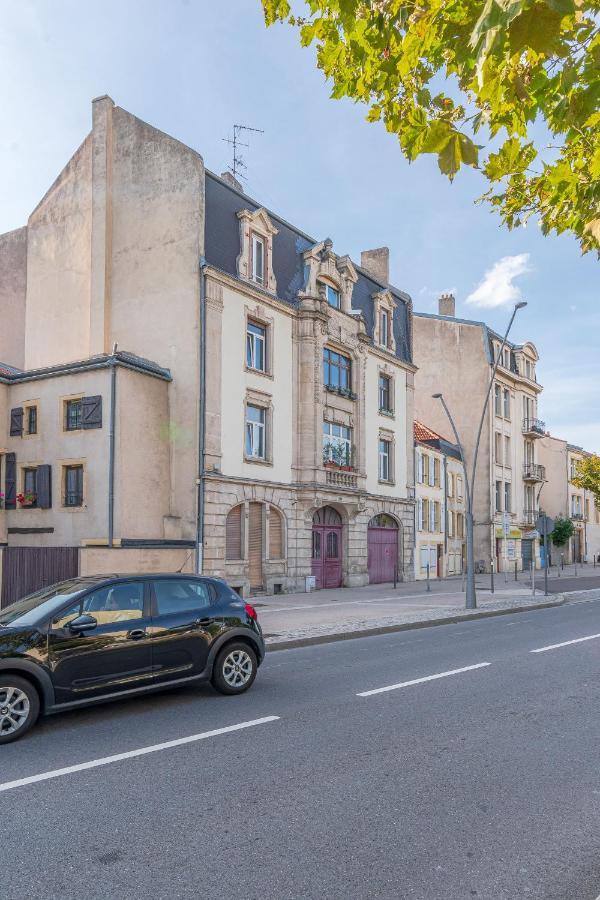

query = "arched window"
[225,504,243,560]
[369,514,398,529]
[268,506,284,560]
[313,506,342,526]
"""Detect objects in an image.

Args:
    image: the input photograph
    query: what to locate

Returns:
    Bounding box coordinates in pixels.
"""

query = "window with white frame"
[428,456,435,487]
[503,388,510,419]
[379,374,392,413]
[504,435,511,467]
[246,320,266,372]
[378,438,391,482]
[417,499,424,531]
[380,310,390,348]
[494,384,502,416]
[495,432,503,465]
[245,404,266,459]
[323,421,352,467]
[456,475,463,499]
[251,234,265,285]
[504,481,511,513]
[495,480,502,512]
[447,472,454,497]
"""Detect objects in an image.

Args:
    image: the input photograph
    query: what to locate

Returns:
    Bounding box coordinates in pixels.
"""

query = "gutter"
[196,257,207,574]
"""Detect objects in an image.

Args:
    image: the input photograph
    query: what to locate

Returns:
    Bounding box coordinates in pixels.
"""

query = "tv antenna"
[222,124,264,182]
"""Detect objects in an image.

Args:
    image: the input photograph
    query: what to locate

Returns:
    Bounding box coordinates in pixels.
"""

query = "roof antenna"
[222,124,264,183]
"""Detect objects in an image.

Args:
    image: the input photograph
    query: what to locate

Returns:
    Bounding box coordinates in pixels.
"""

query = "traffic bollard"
[426,563,431,592]
[531,559,535,596]
[490,559,495,594]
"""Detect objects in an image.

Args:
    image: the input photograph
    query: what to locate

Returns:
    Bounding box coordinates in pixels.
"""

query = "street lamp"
[432,301,528,609]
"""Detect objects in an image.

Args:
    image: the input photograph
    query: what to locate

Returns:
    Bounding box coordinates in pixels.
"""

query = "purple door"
[368,515,399,584]
[311,507,343,590]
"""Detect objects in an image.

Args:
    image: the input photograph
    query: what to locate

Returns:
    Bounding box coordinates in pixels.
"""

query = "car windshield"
[0,579,91,627]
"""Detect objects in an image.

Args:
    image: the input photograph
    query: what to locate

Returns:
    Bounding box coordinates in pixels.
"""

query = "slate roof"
[205,171,413,365]
[0,352,171,383]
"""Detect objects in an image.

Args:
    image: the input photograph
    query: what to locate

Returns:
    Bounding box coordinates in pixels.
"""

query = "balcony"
[324,384,357,401]
[326,469,358,489]
[571,512,585,522]
[523,463,546,482]
[522,508,539,526]
[522,417,545,438]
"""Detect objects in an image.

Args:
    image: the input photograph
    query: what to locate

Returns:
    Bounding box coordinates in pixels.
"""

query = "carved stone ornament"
[236,207,278,294]
[301,239,358,312]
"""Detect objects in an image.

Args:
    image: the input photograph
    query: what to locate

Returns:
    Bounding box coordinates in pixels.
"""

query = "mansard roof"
[204,170,413,365]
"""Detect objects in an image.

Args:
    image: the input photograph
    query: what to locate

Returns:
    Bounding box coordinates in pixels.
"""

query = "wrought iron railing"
[522,463,546,481]
[522,417,545,436]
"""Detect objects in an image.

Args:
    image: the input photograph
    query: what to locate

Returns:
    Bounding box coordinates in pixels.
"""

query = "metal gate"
[521,539,534,570]
[1,547,80,608]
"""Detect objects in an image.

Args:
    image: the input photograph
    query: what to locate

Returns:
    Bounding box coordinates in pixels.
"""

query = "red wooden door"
[367,523,398,584]
[311,507,343,589]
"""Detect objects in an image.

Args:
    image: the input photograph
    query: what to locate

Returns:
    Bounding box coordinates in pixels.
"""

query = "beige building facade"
[414,422,466,580]
[0,96,416,602]
[414,295,544,573]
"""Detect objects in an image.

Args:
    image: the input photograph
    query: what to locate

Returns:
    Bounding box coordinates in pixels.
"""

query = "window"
[456,476,463,499]
[503,389,510,419]
[378,439,391,481]
[245,405,266,459]
[433,457,440,487]
[422,498,429,531]
[429,501,438,532]
[323,348,352,393]
[246,320,266,372]
[495,480,502,512]
[447,473,454,497]
[504,435,511,467]
[570,458,578,479]
[153,579,213,616]
[251,234,265,285]
[503,348,510,369]
[65,399,82,431]
[325,284,340,309]
[380,310,390,347]
[26,406,37,435]
[53,583,145,629]
[494,384,501,416]
[379,374,392,413]
[456,514,465,538]
[417,499,424,531]
[448,510,455,537]
[504,482,511,513]
[495,432,503,465]
[226,505,243,560]
[21,467,38,507]
[64,465,84,507]
[417,452,424,484]
[428,455,435,487]
[323,421,352,467]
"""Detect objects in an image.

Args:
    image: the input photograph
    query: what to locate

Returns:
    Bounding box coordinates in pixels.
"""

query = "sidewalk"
[256,570,600,650]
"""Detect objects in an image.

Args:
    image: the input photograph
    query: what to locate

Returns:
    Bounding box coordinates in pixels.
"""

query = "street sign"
[536,515,554,535]
[503,512,510,537]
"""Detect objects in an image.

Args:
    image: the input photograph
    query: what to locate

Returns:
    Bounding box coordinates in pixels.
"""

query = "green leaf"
[509,4,563,55]
[484,138,537,180]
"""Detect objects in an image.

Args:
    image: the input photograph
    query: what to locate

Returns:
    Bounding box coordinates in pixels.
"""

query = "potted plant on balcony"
[0,491,4,509]
[323,442,354,471]
[16,491,36,508]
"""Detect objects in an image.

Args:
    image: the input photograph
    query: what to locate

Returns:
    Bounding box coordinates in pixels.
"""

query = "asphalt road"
[2,601,600,899]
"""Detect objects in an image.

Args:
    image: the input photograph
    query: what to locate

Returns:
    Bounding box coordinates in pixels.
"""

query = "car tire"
[0,675,40,744]
[211,642,258,695]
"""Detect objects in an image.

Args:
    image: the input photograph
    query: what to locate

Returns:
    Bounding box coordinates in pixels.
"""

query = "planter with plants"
[16,492,37,508]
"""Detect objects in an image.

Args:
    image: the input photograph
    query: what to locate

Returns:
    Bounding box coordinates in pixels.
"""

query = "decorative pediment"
[236,207,278,294]
[301,239,358,312]
[372,289,397,352]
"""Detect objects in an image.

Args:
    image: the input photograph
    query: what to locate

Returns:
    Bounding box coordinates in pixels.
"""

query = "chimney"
[220,171,244,193]
[361,247,389,285]
[439,292,455,317]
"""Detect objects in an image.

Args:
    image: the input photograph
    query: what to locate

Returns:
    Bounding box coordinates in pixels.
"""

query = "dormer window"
[251,234,265,285]
[326,285,341,309]
[381,310,390,348]
[372,289,396,353]
[237,208,278,293]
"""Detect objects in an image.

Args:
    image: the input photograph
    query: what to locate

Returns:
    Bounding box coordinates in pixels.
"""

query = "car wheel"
[0,676,40,744]
[212,643,258,695]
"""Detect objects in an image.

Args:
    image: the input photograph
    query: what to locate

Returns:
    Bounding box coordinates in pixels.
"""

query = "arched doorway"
[311,506,343,589]
[368,514,399,584]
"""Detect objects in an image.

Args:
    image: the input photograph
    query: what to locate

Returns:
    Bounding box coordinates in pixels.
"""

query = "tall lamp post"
[432,301,528,609]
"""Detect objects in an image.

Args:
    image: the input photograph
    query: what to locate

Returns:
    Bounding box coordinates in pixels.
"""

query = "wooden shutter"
[225,505,242,560]
[248,502,263,589]
[4,453,16,509]
[9,408,23,437]
[82,395,102,429]
[268,507,283,560]
[36,464,52,509]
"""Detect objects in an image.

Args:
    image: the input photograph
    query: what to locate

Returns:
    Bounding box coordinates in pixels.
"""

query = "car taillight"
[244,602,258,621]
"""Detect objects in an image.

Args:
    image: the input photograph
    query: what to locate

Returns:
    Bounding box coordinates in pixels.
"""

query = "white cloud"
[465,254,532,308]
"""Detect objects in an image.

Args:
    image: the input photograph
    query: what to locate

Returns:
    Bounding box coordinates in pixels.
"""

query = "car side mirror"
[68,614,97,633]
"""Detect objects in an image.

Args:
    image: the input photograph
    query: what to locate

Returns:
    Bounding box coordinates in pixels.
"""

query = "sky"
[1,0,598,449]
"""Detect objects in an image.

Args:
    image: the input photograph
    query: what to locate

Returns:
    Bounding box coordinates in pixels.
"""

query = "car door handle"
[127,628,147,641]
[194,617,212,628]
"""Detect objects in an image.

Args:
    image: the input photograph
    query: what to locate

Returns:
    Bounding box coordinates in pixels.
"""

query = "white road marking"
[356,663,491,697]
[530,632,600,654]
[0,716,280,794]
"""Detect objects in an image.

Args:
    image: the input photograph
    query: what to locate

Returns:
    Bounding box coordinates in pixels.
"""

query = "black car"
[0,573,265,743]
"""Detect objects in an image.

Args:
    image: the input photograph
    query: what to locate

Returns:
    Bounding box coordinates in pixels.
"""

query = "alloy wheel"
[0,686,30,736]
[222,649,253,688]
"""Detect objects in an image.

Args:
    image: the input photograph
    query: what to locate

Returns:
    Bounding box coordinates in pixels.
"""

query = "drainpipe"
[443,454,448,555]
[196,258,207,574]
[108,343,118,547]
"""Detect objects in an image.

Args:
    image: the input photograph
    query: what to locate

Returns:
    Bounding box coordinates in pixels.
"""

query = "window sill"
[61,504,87,513]
[325,385,357,401]
[379,408,395,418]
[243,455,273,467]
[244,364,273,380]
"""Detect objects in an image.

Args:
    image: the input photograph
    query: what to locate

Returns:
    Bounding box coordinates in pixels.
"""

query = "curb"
[266,597,567,651]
